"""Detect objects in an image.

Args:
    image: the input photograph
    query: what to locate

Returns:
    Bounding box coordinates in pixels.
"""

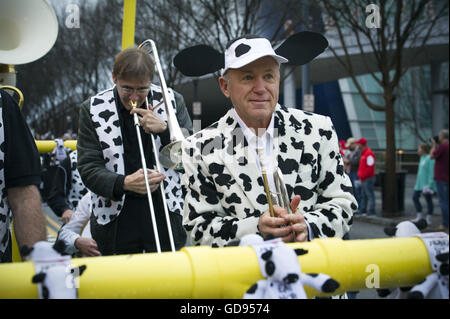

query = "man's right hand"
[258,206,294,241]
[74,237,101,257]
[258,195,308,243]
[123,168,165,194]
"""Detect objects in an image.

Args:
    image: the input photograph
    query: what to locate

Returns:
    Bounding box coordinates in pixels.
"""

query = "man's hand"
[130,108,167,134]
[74,237,101,257]
[258,195,308,242]
[60,209,73,224]
[123,168,165,194]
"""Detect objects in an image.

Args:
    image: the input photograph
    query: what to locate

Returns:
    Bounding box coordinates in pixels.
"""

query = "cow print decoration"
[89,88,125,225]
[235,43,251,57]
[89,85,184,226]
[67,150,88,210]
[237,234,340,299]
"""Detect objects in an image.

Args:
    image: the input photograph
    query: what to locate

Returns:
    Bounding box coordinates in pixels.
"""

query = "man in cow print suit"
[0,88,47,262]
[77,47,192,255]
[182,36,357,247]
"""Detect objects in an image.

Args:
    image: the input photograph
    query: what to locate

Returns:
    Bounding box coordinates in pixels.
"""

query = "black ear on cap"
[173,45,224,77]
[275,31,329,66]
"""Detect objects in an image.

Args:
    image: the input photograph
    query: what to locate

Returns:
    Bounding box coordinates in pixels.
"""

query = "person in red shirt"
[430,129,449,231]
[356,138,376,216]
[339,140,347,158]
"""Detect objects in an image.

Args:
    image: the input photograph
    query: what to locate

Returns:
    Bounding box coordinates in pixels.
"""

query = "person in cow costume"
[175,32,357,248]
[77,47,192,255]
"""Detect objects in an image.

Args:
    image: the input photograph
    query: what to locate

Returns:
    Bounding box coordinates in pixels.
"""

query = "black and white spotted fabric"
[0,102,11,257]
[89,85,183,225]
[67,150,88,209]
[89,88,125,225]
[181,104,357,247]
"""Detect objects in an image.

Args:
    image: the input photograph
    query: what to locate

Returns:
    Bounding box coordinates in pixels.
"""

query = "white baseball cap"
[221,37,288,75]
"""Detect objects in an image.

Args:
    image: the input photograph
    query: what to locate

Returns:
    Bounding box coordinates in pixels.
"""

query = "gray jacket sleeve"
[77,99,123,200]
[174,90,193,136]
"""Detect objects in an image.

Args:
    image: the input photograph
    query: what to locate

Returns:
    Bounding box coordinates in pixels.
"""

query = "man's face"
[219,56,280,131]
[348,143,355,150]
[112,73,151,110]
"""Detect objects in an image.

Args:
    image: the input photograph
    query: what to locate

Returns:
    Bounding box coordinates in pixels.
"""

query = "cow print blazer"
[181,104,357,247]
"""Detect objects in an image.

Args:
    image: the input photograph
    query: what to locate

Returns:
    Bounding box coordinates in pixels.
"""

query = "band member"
[77,47,192,255]
[57,192,100,257]
[0,88,46,262]
[47,149,88,224]
[181,35,357,247]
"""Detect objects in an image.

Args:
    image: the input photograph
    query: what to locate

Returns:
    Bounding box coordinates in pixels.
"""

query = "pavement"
[347,173,448,299]
[351,173,447,232]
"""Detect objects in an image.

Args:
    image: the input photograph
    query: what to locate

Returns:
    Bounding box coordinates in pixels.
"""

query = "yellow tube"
[121,0,136,50]
[0,237,435,299]
[35,140,77,153]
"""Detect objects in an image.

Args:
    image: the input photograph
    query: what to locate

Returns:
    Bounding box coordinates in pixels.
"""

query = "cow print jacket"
[181,105,357,247]
[77,85,192,225]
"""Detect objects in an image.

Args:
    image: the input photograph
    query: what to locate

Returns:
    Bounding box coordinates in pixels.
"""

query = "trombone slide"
[130,100,162,254]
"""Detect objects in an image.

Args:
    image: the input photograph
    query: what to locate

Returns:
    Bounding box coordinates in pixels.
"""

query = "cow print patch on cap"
[235,43,251,57]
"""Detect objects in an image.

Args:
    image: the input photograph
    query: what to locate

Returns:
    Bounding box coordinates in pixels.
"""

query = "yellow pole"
[0,237,436,299]
[10,222,21,262]
[35,140,77,153]
[121,0,137,50]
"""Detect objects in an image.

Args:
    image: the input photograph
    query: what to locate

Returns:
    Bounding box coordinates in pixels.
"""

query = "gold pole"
[121,0,137,50]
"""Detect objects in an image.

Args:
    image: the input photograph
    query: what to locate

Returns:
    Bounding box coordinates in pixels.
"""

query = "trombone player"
[181,35,357,247]
[77,46,192,255]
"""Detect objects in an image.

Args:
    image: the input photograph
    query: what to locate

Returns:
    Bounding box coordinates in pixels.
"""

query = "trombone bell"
[159,140,183,172]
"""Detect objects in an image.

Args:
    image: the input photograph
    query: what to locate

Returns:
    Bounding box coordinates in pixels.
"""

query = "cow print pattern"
[0,100,12,257]
[181,104,357,247]
[67,150,88,209]
[89,88,125,225]
[89,86,184,226]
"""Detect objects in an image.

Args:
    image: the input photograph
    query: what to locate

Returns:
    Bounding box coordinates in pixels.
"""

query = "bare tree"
[17,0,123,136]
[394,64,448,145]
[136,0,311,86]
[318,0,449,215]
[16,0,316,135]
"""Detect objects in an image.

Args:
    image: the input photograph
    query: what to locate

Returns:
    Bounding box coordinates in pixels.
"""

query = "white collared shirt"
[231,108,277,193]
[231,107,314,240]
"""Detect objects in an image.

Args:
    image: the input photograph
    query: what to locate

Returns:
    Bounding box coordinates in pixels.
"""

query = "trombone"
[138,39,186,172]
[128,39,188,253]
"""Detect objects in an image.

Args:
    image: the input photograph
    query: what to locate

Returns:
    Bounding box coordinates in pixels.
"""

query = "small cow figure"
[237,234,340,299]
[22,240,86,299]
[378,220,449,299]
